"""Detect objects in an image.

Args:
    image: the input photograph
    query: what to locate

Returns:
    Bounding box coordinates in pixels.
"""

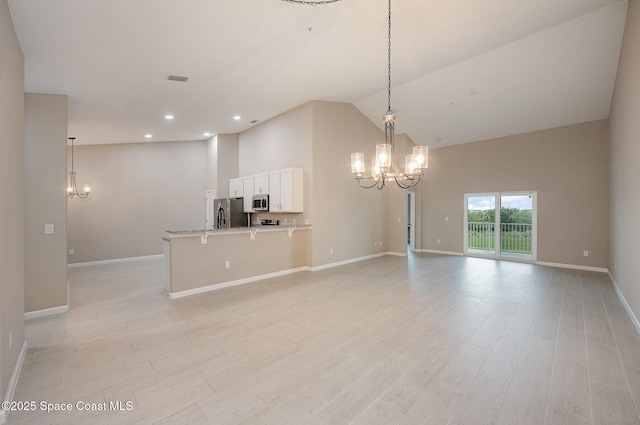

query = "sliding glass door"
[465,194,497,256]
[464,191,537,261]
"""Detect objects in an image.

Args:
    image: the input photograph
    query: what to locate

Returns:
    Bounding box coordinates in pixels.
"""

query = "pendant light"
[67,137,91,198]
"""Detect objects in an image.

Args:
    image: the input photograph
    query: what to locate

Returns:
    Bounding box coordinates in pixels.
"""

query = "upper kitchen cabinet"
[254,173,269,195]
[269,168,303,213]
[243,177,254,213]
[229,178,243,198]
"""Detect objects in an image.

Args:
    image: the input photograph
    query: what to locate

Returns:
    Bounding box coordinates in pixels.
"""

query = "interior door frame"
[407,191,416,252]
[464,191,537,262]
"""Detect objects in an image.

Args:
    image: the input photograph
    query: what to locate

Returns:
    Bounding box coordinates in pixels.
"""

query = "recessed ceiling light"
[204,132,211,137]
[145,134,152,138]
[435,137,442,141]
[233,115,241,121]
[165,114,174,120]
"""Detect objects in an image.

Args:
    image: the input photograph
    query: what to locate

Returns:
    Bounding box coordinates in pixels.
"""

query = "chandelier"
[350,0,429,189]
[67,137,91,198]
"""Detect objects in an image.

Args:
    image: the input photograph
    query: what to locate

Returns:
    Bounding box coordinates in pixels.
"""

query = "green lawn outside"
[468,230,532,253]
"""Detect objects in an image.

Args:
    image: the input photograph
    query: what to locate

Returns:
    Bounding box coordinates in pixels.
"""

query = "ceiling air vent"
[167,75,188,82]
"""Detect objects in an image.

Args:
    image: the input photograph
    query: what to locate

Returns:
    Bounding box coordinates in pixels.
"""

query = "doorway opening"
[464,191,537,261]
[407,191,416,252]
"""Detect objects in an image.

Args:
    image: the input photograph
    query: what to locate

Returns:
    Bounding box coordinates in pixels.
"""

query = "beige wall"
[216,134,239,198]
[24,93,68,312]
[238,101,313,226]
[238,103,313,178]
[206,133,238,197]
[609,0,640,323]
[205,135,218,192]
[237,100,417,267]
[311,101,388,266]
[386,133,420,255]
[67,141,207,263]
[421,119,609,268]
[168,230,310,294]
[237,100,394,267]
[0,0,25,405]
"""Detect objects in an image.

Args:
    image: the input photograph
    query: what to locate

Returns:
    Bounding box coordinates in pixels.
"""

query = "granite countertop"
[166,224,311,237]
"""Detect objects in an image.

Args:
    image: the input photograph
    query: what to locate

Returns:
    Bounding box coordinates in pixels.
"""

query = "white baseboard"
[68,254,164,268]
[309,252,387,271]
[608,272,640,335]
[1,341,27,425]
[387,251,408,257]
[536,261,608,273]
[419,249,464,256]
[24,304,69,320]
[168,267,310,299]
[24,281,70,320]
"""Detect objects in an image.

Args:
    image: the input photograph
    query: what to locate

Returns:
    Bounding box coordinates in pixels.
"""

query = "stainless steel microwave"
[252,194,269,211]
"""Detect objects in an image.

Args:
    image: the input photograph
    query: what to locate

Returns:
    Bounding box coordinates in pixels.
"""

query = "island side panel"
[168,229,310,294]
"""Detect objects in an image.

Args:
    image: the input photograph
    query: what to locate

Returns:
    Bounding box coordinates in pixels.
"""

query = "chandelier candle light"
[351,0,429,189]
[67,137,91,198]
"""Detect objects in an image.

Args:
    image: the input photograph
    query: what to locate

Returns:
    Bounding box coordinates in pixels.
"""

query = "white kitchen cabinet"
[229,178,243,198]
[254,173,269,195]
[243,177,254,213]
[268,171,281,212]
[269,168,303,213]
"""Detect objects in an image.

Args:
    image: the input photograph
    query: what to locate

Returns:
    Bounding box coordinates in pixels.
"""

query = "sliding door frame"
[464,191,537,262]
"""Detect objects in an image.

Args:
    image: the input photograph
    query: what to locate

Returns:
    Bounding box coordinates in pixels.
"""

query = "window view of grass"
[468,207,532,253]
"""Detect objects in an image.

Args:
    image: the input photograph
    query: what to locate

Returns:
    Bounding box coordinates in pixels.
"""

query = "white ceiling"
[8,0,628,148]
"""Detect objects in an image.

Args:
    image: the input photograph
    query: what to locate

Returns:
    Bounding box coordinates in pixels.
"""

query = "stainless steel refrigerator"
[213,198,248,230]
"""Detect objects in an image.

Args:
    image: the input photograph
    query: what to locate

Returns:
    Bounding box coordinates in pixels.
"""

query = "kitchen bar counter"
[165,224,311,239]
[163,225,311,298]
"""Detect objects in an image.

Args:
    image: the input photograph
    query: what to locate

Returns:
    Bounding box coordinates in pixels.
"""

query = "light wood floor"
[9,253,640,424]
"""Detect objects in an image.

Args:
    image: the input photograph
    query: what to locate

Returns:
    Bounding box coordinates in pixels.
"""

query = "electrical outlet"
[583,250,589,257]
[330,248,334,254]
[225,260,230,269]
[69,249,74,255]
[9,331,13,351]
[44,224,54,234]
[437,239,441,244]
[378,241,382,246]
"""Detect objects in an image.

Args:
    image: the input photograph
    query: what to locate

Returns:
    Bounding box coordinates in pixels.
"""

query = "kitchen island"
[164,224,311,298]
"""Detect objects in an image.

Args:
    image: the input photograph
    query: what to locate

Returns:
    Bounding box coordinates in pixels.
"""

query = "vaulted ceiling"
[8,0,628,147]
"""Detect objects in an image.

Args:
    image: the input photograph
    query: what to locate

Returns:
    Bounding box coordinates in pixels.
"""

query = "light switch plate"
[44,224,54,234]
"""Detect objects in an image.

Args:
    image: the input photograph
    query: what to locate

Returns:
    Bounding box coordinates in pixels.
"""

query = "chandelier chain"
[387,0,392,114]
[350,0,429,190]
[69,137,76,172]
[281,0,343,5]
